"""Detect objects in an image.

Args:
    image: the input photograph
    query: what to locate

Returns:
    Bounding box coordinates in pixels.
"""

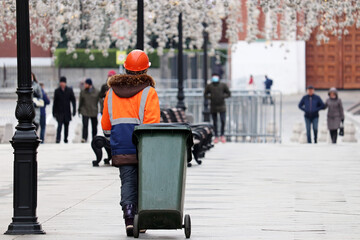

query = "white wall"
[231,41,306,94]
[0,57,53,66]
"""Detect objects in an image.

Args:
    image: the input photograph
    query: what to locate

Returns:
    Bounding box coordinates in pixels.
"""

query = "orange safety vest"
[101,86,160,156]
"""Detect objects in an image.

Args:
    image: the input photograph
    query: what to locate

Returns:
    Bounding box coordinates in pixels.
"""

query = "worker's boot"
[123,204,136,236]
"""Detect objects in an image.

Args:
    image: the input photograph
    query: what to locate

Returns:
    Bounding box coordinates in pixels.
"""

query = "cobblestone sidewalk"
[1,142,360,239]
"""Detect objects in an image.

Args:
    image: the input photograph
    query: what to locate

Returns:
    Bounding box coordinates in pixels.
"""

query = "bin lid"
[133,123,193,144]
[134,123,192,132]
[132,123,194,160]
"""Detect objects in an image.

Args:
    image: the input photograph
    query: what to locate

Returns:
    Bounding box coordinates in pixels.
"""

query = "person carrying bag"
[324,87,344,144]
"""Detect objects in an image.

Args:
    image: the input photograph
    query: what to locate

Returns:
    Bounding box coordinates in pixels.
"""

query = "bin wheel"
[133,214,139,238]
[184,214,191,238]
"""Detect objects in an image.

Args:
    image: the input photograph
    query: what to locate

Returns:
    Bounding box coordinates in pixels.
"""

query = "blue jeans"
[212,112,226,137]
[119,165,138,208]
[305,117,319,143]
[40,114,46,143]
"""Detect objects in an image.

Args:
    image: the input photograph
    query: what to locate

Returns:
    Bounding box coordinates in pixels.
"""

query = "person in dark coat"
[212,59,224,79]
[53,77,76,143]
[39,83,50,143]
[324,87,344,144]
[99,70,116,114]
[264,75,274,104]
[204,73,231,143]
[31,73,43,131]
[298,86,325,143]
[78,78,99,143]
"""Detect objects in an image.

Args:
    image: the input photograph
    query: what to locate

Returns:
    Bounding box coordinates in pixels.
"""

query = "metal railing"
[157,89,282,143]
[155,78,231,89]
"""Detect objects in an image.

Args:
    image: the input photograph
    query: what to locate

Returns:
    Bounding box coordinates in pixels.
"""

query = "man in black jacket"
[204,73,231,143]
[298,86,325,143]
[53,77,76,143]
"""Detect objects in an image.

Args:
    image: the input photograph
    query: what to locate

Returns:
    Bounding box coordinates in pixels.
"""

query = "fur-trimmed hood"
[107,74,156,98]
[328,87,338,99]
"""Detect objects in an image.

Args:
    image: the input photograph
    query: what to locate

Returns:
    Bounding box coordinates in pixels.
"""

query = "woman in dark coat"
[31,73,43,131]
[324,87,344,144]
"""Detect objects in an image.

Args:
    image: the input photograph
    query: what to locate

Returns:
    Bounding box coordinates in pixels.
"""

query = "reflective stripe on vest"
[103,130,111,135]
[107,86,151,125]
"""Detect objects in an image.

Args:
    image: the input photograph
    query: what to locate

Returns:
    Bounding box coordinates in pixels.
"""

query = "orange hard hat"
[123,50,151,71]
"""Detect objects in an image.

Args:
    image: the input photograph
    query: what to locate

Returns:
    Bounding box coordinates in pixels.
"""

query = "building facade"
[231,0,360,94]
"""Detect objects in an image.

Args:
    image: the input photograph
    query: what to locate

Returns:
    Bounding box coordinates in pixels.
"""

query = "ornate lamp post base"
[5,127,44,235]
[6,220,44,235]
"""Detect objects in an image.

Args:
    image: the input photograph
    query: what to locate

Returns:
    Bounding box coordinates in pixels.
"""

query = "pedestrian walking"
[78,78,100,143]
[298,86,325,143]
[53,77,76,143]
[248,75,255,90]
[204,73,231,143]
[99,70,116,114]
[101,50,160,236]
[31,73,43,131]
[264,75,274,104]
[324,87,344,144]
[39,83,50,143]
[212,57,224,79]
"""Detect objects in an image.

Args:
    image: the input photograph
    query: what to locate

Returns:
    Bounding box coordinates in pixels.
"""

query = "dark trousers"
[119,165,138,208]
[263,90,274,104]
[56,118,69,142]
[329,129,338,144]
[305,117,319,143]
[82,116,98,141]
[212,112,226,137]
[40,114,46,143]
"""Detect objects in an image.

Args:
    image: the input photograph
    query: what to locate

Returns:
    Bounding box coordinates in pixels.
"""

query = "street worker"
[204,73,231,143]
[101,50,160,236]
[298,86,325,144]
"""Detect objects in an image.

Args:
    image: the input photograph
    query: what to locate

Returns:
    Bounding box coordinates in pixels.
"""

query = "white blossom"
[0,0,359,57]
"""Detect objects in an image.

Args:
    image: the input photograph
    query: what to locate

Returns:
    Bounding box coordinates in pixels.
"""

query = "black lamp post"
[5,0,44,235]
[137,0,144,50]
[176,13,186,110]
[202,23,210,122]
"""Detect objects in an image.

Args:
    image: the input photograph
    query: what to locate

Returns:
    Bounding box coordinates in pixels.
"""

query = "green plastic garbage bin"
[132,123,193,238]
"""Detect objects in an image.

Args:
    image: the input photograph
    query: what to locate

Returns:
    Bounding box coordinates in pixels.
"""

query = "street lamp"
[5,0,44,235]
[176,12,186,110]
[202,22,210,122]
[137,0,144,50]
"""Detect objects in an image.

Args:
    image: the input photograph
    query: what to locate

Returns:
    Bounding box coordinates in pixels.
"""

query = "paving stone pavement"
[1,142,360,240]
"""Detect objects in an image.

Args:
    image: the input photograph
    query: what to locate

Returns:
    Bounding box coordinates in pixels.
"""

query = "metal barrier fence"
[154,78,231,89]
[157,89,282,143]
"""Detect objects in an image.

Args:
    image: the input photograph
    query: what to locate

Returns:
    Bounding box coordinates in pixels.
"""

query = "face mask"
[211,76,219,82]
